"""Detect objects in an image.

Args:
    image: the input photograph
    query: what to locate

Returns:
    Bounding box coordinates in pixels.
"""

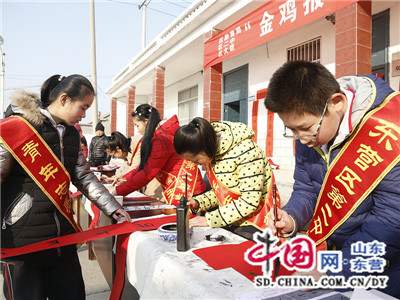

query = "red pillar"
[335,1,372,78]
[126,86,135,137]
[203,29,222,122]
[152,66,165,120]
[110,97,117,133]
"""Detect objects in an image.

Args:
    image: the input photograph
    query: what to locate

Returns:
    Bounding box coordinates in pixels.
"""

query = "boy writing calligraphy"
[264,61,400,297]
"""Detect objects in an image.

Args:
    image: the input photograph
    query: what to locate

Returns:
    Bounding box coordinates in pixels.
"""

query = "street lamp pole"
[0,35,4,119]
[139,0,150,50]
[90,0,99,133]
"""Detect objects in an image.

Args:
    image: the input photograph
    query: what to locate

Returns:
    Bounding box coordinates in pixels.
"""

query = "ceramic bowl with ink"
[157,223,193,243]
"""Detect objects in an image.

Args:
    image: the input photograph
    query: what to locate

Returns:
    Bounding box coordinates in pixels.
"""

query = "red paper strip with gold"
[0,116,81,232]
[307,92,400,245]
[204,163,282,230]
[158,159,200,206]
[0,215,176,259]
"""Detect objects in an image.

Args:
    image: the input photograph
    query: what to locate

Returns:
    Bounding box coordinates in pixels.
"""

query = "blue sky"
[0,0,194,122]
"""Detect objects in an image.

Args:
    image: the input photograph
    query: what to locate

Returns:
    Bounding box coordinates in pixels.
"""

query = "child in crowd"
[74,123,88,158]
[264,61,400,297]
[103,131,162,199]
[0,74,131,300]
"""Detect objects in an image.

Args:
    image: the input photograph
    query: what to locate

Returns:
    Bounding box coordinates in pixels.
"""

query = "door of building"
[372,9,389,82]
[223,65,248,124]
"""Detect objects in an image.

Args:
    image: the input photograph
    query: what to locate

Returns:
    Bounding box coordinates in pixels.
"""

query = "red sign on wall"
[204,0,357,68]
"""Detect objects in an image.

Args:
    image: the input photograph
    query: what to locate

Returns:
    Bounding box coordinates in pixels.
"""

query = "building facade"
[106,0,400,170]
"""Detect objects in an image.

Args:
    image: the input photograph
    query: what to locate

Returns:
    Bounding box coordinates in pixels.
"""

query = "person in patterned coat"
[174,117,275,240]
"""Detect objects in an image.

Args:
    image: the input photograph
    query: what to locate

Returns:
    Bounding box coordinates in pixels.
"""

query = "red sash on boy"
[307,92,400,245]
[157,160,200,206]
[0,116,81,232]
[204,163,281,230]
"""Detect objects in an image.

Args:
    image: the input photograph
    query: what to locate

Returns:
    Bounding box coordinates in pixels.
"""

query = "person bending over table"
[103,131,163,200]
[108,104,206,206]
[174,117,276,240]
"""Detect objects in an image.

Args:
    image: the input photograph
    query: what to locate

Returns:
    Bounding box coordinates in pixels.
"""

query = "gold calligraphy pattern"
[55,181,68,197]
[327,185,347,209]
[63,197,71,213]
[310,203,332,235]
[354,144,383,171]
[223,194,234,206]
[39,163,59,182]
[369,119,400,151]
[212,180,220,195]
[165,188,175,199]
[335,166,362,195]
[166,177,173,186]
[186,161,197,171]
[21,140,41,163]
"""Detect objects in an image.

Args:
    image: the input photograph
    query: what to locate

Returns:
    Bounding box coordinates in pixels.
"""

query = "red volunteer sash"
[205,163,281,230]
[307,92,400,245]
[157,160,199,206]
[0,116,81,232]
[251,100,259,143]
[129,140,142,166]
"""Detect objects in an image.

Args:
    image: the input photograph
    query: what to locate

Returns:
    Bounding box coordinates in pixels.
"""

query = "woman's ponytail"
[131,104,161,170]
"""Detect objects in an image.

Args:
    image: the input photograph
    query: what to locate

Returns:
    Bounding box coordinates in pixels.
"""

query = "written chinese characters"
[260,12,274,37]
[303,0,324,16]
[369,119,400,151]
[245,229,315,278]
[309,117,400,238]
[39,163,59,182]
[246,232,388,289]
[21,140,70,211]
[318,241,387,274]
[219,0,325,59]
[278,0,297,26]
[204,0,357,68]
[22,140,41,163]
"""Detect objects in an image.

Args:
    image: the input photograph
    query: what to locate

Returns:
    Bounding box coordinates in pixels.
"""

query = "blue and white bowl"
[157,223,193,243]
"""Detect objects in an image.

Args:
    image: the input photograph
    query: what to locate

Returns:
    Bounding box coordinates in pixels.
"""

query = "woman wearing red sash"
[0,74,131,300]
[102,131,163,200]
[108,104,206,205]
[174,117,276,240]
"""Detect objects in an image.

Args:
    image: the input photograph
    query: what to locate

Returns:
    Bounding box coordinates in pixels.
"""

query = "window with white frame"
[287,37,321,62]
[178,85,198,125]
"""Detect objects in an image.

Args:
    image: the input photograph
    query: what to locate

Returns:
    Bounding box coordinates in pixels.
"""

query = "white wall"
[112,1,399,169]
[164,72,204,121]
[221,17,335,169]
[116,100,127,135]
[387,2,400,91]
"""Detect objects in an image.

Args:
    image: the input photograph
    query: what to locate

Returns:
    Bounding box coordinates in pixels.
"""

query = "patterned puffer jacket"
[194,121,273,228]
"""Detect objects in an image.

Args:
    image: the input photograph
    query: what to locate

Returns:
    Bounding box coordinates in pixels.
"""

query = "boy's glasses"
[283,98,330,140]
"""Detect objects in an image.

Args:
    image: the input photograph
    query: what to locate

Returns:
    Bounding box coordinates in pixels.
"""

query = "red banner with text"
[204,0,357,68]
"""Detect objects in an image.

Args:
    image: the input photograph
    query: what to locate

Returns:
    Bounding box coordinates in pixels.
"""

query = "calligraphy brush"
[272,183,280,279]
[185,173,187,200]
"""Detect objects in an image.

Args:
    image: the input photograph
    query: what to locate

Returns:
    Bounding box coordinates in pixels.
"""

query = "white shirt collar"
[321,89,353,155]
[40,107,65,136]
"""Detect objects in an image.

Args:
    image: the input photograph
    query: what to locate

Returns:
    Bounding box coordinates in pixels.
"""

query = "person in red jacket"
[108,104,206,206]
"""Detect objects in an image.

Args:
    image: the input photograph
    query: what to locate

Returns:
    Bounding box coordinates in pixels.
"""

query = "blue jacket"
[284,75,400,296]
